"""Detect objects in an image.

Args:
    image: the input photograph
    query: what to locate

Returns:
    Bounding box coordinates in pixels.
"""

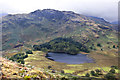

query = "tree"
[61,77,68,80]
[109,69,115,74]
[104,73,116,80]
[20,60,25,64]
[111,66,118,69]
[97,43,102,47]
[26,50,33,54]
[101,48,103,51]
[72,76,78,80]
[85,73,90,77]
[33,45,41,50]
[95,69,103,75]
[24,54,28,58]
[113,45,116,48]
[33,37,90,55]
[48,66,52,69]
[17,59,25,64]
[61,70,65,74]
[9,57,14,61]
[41,48,48,52]
[90,71,98,76]
[90,71,95,76]
[67,47,79,55]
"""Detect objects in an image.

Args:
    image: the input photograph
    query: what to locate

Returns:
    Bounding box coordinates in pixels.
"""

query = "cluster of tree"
[89,69,103,77]
[90,43,119,51]
[26,50,33,54]
[9,50,33,64]
[85,66,118,80]
[104,68,117,80]
[90,43,103,51]
[97,43,102,47]
[108,45,119,49]
[113,45,119,48]
[9,53,28,64]
[89,44,97,50]
[111,66,118,69]
[33,37,90,55]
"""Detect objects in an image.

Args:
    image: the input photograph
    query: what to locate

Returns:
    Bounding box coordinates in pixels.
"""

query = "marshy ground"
[24,51,118,76]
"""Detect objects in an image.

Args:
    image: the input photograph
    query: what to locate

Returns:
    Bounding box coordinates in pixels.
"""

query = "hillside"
[1,9,117,51]
[0,57,49,79]
[0,13,8,17]
[1,51,119,79]
[0,56,71,79]
[111,21,118,24]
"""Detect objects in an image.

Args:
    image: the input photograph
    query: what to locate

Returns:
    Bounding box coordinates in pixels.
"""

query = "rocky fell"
[1,9,118,54]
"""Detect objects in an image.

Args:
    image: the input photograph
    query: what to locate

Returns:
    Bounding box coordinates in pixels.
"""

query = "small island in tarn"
[33,37,90,55]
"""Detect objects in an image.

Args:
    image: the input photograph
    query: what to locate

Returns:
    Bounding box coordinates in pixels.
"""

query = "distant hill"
[111,21,118,24]
[0,13,8,17]
[1,9,118,53]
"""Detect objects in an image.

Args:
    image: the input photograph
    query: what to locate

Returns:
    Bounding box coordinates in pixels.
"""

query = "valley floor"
[24,51,118,76]
[1,50,119,79]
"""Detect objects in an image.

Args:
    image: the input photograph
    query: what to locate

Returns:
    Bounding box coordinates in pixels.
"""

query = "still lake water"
[46,52,94,64]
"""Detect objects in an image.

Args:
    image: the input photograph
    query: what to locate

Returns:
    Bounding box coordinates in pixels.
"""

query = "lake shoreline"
[45,52,94,64]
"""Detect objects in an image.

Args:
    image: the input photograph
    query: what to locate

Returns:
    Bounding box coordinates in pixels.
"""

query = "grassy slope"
[24,51,118,76]
[2,9,118,54]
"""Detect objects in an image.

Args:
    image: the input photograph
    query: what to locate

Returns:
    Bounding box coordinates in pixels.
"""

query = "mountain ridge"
[1,9,118,53]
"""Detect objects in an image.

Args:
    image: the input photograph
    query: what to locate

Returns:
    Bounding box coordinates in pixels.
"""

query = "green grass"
[102,67,119,73]
[77,73,85,76]
[67,64,83,67]
[23,50,119,78]
[102,67,111,72]
[63,70,75,74]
